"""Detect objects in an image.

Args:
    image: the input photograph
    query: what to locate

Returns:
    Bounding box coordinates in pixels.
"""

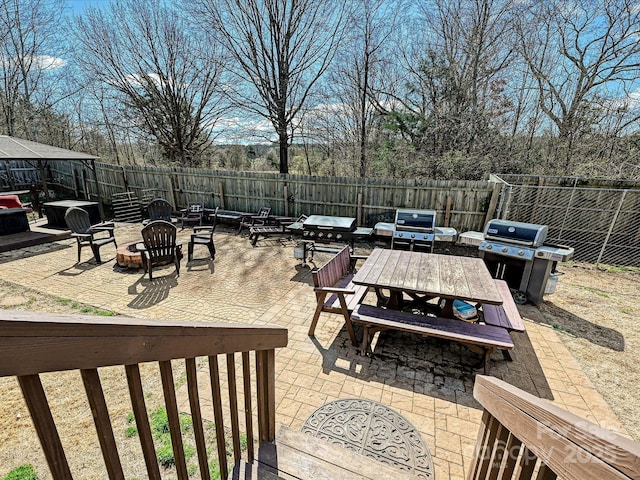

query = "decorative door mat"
[301,398,433,479]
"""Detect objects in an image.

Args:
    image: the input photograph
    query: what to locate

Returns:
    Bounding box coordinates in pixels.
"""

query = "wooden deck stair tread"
[229,426,410,480]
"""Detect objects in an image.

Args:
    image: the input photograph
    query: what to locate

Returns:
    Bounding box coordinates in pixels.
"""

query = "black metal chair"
[140,220,181,280]
[143,198,173,225]
[180,202,204,229]
[188,207,217,261]
[64,207,117,264]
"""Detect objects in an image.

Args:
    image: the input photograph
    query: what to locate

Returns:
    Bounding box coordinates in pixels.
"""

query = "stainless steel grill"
[392,209,436,252]
[477,219,574,305]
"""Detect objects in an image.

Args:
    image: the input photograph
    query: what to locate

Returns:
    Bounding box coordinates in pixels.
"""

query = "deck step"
[229,426,410,480]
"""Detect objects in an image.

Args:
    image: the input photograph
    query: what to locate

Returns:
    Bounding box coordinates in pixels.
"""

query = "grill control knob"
[327,233,333,239]
[501,247,508,253]
[411,233,415,238]
[336,234,342,240]
[398,233,403,238]
[486,244,492,250]
[303,231,309,237]
[518,250,525,256]
[318,232,324,238]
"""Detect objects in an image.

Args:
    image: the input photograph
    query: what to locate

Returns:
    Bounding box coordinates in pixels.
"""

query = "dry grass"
[0,280,223,479]
[1,261,639,477]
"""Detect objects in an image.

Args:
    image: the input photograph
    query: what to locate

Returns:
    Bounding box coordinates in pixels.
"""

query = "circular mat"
[301,398,433,479]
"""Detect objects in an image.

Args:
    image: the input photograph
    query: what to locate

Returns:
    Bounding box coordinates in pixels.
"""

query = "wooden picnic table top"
[352,248,503,306]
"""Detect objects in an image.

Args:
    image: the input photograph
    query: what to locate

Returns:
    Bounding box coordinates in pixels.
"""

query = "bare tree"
[515,0,640,170]
[191,0,346,174]
[387,0,514,161]
[73,0,228,166]
[324,0,399,177]
[0,0,66,139]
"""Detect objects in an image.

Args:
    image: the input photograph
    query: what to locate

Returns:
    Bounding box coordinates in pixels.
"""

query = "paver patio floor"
[0,221,627,479]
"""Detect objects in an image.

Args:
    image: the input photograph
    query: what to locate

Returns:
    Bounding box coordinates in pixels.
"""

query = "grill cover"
[394,209,436,231]
[483,219,548,247]
[303,215,356,232]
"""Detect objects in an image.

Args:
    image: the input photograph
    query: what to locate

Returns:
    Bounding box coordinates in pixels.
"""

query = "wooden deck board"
[0,219,70,252]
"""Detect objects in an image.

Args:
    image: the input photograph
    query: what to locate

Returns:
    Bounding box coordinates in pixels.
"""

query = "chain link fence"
[493,175,640,267]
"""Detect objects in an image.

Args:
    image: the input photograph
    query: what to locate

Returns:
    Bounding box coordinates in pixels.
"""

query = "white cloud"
[34,55,67,70]
[211,116,275,144]
[124,72,162,88]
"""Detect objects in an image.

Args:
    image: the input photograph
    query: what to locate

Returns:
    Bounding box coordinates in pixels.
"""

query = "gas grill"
[301,215,373,244]
[478,219,574,305]
[392,208,453,252]
[295,215,373,266]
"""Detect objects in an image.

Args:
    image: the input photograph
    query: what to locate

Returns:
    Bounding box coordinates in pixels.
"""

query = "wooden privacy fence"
[47,161,498,232]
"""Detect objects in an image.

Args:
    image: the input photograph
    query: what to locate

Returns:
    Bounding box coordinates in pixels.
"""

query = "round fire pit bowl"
[115,242,144,269]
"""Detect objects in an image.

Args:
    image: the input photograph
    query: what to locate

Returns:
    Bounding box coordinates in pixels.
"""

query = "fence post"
[283,184,289,217]
[357,192,363,225]
[558,180,578,240]
[596,190,627,265]
[218,182,226,210]
[484,181,502,225]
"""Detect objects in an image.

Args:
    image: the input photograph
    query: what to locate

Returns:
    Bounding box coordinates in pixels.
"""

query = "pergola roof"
[0,135,99,160]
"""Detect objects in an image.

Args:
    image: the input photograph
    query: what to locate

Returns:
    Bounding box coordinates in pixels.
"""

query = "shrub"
[3,464,37,480]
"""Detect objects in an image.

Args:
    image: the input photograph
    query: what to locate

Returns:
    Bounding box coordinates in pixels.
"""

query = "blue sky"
[66,0,108,15]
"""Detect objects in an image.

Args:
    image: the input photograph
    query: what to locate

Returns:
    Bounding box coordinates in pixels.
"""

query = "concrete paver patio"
[0,221,627,479]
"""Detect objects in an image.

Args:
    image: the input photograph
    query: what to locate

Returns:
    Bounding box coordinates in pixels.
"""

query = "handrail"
[469,375,640,480]
[0,310,288,480]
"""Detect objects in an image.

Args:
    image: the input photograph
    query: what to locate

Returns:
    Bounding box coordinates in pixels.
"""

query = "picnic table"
[351,248,502,317]
[350,248,514,372]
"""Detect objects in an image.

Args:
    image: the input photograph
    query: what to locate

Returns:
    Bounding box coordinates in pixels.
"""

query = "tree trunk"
[278,131,289,174]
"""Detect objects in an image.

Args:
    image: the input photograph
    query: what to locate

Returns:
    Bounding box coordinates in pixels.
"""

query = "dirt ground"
[0,258,639,477]
[534,262,640,441]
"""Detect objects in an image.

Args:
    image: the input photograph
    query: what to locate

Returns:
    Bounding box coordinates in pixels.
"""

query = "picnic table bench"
[481,279,525,360]
[481,279,525,331]
[307,246,369,346]
[351,303,514,374]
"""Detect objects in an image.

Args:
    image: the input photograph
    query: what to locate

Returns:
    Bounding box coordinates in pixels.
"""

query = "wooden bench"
[351,304,514,374]
[481,279,525,361]
[308,246,369,346]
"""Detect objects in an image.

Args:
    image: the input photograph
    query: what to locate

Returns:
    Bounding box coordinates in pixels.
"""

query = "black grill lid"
[303,215,357,232]
[394,209,436,231]
[483,219,548,247]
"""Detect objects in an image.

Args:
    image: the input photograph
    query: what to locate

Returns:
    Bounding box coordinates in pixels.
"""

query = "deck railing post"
[256,349,276,442]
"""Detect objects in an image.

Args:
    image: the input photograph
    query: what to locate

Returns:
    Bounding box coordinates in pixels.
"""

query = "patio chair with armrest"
[64,206,117,264]
[180,202,204,229]
[140,220,182,280]
[143,198,173,225]
[188,207,217,261]
[238,206,272,234]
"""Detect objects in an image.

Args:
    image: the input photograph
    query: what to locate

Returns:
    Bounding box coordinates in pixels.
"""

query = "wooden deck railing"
[0,310,288,480]
[469,375,640,480]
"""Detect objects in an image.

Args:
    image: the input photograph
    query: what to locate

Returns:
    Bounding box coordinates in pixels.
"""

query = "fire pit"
[116,242,144,269]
